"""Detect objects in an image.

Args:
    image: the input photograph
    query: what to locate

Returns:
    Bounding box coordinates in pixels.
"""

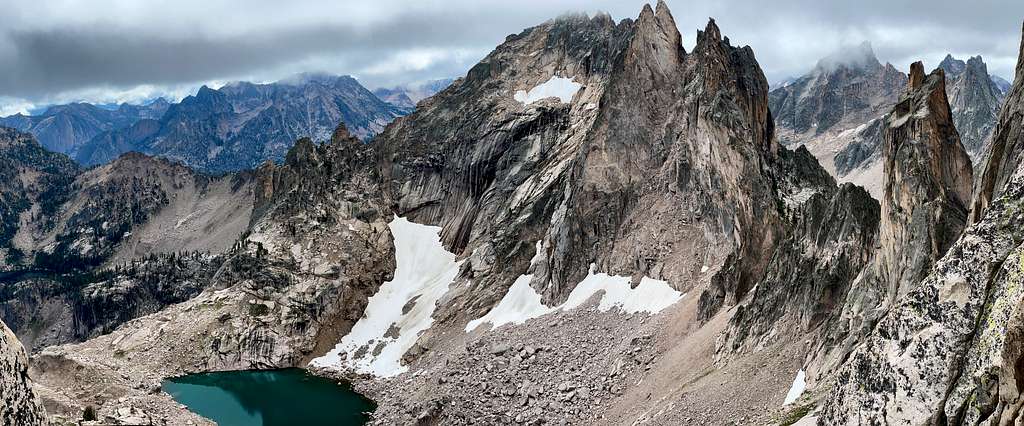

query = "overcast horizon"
[1,0,1021,116]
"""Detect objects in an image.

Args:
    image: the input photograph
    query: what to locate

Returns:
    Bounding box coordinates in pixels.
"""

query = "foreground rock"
[0,319,47,425]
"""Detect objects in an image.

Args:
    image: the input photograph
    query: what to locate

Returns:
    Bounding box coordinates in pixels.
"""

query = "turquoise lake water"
[163,368,373,426]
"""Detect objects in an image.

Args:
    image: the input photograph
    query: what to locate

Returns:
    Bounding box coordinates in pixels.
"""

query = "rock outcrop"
[818,63,974,373]
[0,319,46,425]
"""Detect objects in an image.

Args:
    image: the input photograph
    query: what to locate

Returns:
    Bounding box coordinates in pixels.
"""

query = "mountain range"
[2,2,1024,426]
[0,74,412,173]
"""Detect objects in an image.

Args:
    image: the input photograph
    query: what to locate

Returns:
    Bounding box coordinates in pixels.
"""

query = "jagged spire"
[909,61,926,90]
[630,0,684,75]
[704,18,721,42]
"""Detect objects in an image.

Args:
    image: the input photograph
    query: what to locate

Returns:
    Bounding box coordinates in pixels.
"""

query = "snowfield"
[783,369,806,405]
[467,242,684,332]
[310,216,462,377]
[514,76,582,104]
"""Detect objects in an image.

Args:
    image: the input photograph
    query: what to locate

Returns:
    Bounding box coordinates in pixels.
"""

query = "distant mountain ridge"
[938,54,1006,159]
[372,78,454,109]
[0,100,169,155]
[1,74,407,173]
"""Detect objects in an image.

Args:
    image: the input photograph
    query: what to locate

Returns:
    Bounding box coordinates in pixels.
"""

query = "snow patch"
[467,246,683,332]
[310,216,462,377]
[465,242,553,332]
[563,264,682,314]
[783,369,806,405]
[514,76,581,104]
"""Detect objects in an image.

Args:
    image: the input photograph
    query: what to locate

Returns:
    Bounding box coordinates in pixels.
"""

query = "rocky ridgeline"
[941,54,1007,160]
[820,26,1024,424]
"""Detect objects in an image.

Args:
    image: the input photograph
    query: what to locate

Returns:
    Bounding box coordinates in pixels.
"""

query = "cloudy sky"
[0,0,1021,115]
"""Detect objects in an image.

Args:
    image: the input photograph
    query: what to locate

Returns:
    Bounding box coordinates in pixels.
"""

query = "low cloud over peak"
[0,0,1020,114]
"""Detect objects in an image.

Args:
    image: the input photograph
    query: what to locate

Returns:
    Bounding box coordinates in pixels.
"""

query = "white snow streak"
[514,76,581,104]
[465,242,553,332]
[783,369,806,405]
[310,216,462,377]
[467,242,684,332]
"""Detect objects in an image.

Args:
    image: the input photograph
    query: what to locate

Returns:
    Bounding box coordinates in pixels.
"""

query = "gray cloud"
[0,0,1021,113]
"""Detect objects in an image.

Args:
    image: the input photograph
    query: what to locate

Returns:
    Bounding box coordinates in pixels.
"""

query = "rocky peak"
[814,41,882,73]
[908,61,926,89]
[878,63,972,297]
[815,62,973,377]
[938,53,966,75]
[939,54,1006,160]
[694,18,722,53]
[769,41,906,141]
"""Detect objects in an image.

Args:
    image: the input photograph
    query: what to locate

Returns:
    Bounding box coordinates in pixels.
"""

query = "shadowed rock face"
[0,319,46,425]
[820,26,1024,424]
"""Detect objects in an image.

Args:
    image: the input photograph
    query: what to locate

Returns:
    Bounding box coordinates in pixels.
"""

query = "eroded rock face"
[0,319,46,425]
[876,63,973,307]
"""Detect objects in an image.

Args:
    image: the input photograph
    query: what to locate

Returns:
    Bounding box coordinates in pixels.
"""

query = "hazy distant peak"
[939,54,968,75]
[814,41,880,73]
[276,72,357,87]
